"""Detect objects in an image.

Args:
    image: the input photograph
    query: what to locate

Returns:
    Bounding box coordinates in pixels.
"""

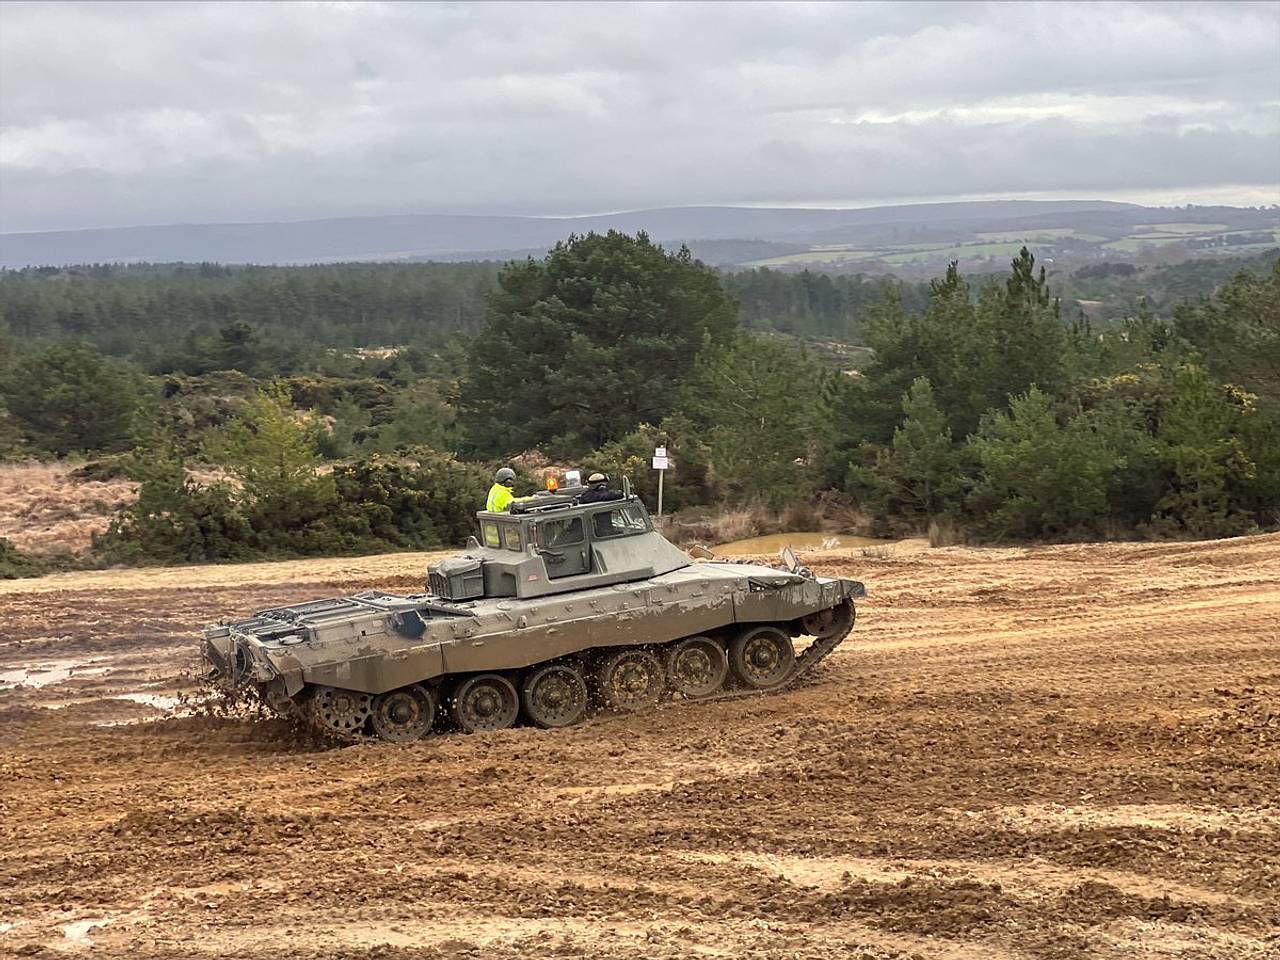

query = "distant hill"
[0,200,1133,269]
[1,200,1275,271]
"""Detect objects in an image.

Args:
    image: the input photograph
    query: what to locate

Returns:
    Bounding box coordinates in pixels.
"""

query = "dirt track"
[1,536,1278,959]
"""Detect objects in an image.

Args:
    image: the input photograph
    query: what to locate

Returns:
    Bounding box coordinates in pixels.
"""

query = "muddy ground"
[1,536,1277,959]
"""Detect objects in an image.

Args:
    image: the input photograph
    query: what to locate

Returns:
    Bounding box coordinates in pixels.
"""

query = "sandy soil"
[1,535,1277,959]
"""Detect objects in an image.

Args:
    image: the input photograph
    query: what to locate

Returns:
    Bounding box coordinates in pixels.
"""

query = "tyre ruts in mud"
[203,483,864,742]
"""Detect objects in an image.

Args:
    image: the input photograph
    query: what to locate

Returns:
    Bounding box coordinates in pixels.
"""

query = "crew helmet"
[494,467,516,485]
[587,472,608,485]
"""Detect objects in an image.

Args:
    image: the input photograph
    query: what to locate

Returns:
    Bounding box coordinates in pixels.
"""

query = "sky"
[1,0,1278,233]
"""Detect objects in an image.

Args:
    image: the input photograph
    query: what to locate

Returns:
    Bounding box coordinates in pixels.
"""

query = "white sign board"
[652,456,669,470]
[654,446,667,458]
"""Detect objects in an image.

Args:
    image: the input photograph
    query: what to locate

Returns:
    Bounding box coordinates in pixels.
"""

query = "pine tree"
[458,232,736,455]
[866,377,967,523]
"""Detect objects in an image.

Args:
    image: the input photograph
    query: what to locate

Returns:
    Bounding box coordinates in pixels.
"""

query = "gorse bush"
[0,538,48,579]
[98,388,493,564]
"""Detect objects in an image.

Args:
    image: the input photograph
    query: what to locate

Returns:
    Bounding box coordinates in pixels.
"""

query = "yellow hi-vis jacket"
[486,482,515,512]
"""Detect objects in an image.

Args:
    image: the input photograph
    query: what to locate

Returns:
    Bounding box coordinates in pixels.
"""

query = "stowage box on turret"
[203,483,865,740]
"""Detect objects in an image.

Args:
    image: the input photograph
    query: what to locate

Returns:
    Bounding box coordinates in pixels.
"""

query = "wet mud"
[1,535,1278,958]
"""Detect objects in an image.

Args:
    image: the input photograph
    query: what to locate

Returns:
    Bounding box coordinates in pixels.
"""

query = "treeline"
[1059,249,1280,322]
[0,259,929,365]
[0,261,500,374]
[0,234,1276,573]
[2,251,1270,369]
[719,269,929,339]
[842,259,1279,540]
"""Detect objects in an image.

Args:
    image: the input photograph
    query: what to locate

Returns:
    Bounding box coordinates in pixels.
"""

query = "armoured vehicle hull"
[204,488,864,740]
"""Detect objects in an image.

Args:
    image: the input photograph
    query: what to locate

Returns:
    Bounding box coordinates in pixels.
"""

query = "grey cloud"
[1,1,1277,232]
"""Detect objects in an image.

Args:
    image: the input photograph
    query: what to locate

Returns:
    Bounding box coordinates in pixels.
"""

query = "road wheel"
[452,673,519,733]
[665,636,728,699]
[597,647,666,712]
[801,600,855,639]
[370,684,437,742]
[310,685,373,736]
[521,662,588,728]
[729,626,795,690]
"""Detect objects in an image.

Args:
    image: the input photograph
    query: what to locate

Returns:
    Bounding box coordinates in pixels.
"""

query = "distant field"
[1134,222,1230,234]
[739,220,1275,270]
[744,249,881,268]
[882,240,1032,264]
[975,228,1108,243]
[1221,230,1280,242]
[1102,236,1187,251]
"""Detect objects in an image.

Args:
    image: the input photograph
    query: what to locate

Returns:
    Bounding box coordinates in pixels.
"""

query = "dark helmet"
[495,467,516,486]
[587,472,608,485]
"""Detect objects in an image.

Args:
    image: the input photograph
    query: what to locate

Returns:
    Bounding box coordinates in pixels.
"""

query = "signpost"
[652,445,669,516]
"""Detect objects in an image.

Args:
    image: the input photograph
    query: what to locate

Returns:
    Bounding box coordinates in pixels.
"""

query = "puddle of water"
[114,692,180,711]
[62,917,111,945]
[91,699,181,728]
[38,692,183,713]
[0,659,110,690]
[714,531,891,555]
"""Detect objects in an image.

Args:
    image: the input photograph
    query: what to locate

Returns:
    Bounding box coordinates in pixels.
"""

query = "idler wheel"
[371,684,437,742]
[452,673,519,733]
[311,685,373,735]
[730,626,796,690]
[597,647,666,712]
[801,600,855,639]
[665,636,728,699]
[521,662,588,729]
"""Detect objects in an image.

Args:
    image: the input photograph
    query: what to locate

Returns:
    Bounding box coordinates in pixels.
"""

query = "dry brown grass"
[927,516,966,547]
[0,462,138,557]
[708,509,760,544]
[0,547,452,596]
[779,499,820,531]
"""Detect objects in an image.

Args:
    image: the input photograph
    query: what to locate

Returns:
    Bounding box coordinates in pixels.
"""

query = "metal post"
[653,443,668,518]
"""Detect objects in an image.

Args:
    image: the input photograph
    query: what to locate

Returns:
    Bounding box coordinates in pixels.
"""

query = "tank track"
[794,605,857,681]
[692,601,856,706]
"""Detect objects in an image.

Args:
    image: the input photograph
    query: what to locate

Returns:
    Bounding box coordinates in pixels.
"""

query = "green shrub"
[0,538,47,579]
[325,450,492,551]
[967,388,1128,540]
[1,341,142,455]
[588,415,717,512]
[95,461,255,566]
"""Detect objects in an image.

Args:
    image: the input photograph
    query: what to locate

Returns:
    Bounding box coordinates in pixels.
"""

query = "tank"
[202,483,866,740]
